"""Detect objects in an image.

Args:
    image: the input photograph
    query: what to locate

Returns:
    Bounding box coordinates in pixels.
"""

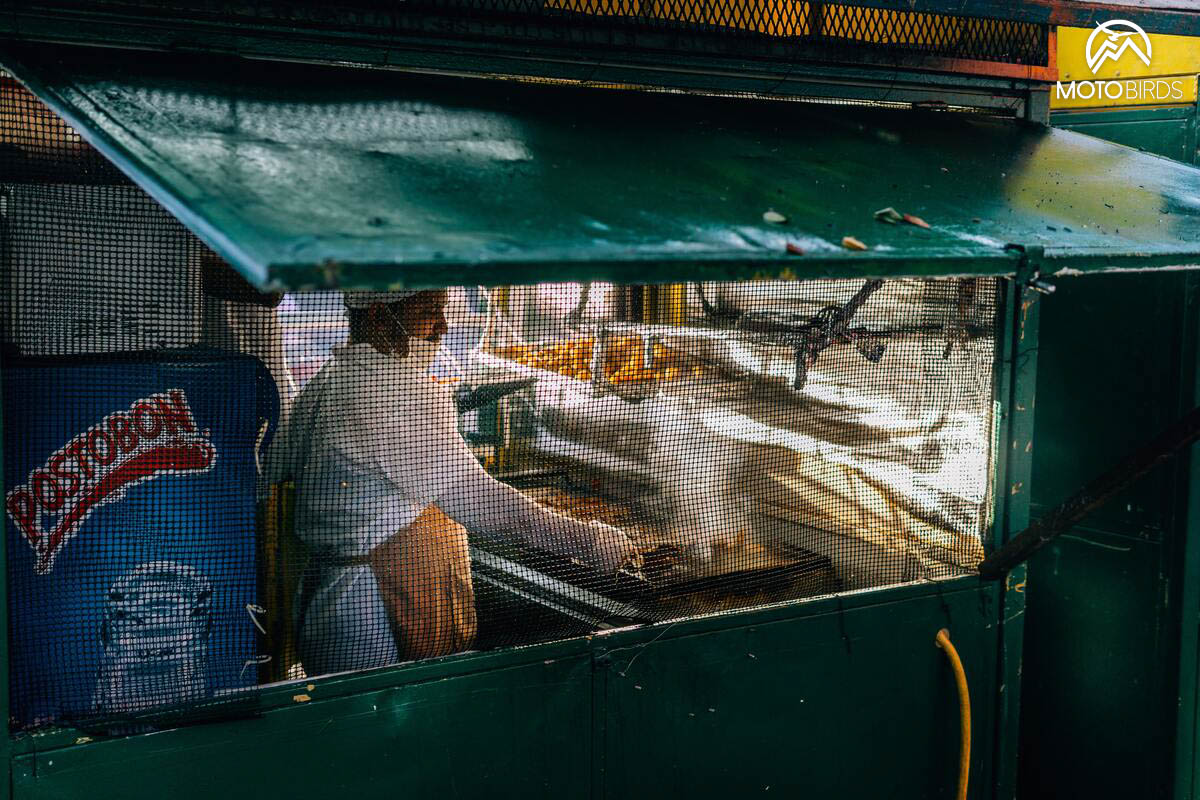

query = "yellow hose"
[936,628,971,800]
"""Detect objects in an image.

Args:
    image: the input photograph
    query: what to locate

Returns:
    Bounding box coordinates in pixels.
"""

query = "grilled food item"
[528,487,681,577]
[527,487,804,584]
[525,486,838,617]
[494,337,705,384]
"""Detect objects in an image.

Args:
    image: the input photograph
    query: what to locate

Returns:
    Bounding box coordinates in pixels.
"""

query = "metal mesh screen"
[514,0,1049,64]
[1,75,999,734]
[60,0,1048,69]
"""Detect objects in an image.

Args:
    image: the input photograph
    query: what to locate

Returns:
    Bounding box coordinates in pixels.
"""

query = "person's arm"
[427,396,633,575]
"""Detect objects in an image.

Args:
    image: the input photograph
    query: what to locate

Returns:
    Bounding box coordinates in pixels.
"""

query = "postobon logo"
[1085,20,1152,74]
[6,390,217,575]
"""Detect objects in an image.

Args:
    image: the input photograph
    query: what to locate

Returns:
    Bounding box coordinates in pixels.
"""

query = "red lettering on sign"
[6,390,218,574]
[63,440,93,481]
[87,429,116,467]
[132,403,161,439]
[32,472,63,513]
[5,490,38,551]
[155,390,196,435]
[39,441,215,575]
[48,452,80,498]
[108,415,138,453]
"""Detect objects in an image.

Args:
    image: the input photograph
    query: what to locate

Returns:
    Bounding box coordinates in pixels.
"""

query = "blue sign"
[4,352,278,728]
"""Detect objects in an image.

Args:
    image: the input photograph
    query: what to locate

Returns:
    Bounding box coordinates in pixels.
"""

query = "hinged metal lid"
[4,45,1200,290]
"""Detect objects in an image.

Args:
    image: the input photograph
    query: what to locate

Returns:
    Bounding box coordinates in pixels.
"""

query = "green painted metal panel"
[9,634,595,757]
[1051,106,1199,165]
[598,581,998,798]
[1182,273,1200,800]
[1055,117,1194,165]
[1021,528,1175,798]
[1028,271,1186,539]
[1018,271,1194,800]
[7,577,1001,799]
[13,653,594,800]
[4,47,1200,292]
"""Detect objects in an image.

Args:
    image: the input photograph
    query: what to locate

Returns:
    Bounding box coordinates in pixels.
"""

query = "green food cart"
[0,2,1199,798]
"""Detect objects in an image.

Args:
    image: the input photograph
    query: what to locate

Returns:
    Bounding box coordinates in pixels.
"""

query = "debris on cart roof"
[3,45,1199,290]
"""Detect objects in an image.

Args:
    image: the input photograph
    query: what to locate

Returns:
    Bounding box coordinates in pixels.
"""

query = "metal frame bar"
[983,275,1015,797]
[0,366,11,799]
[988,267,1039,800]
[979,401,1200,580]
[1173,269,1200,800]
[1192,76,1200,167]
[1183,98,1200,800]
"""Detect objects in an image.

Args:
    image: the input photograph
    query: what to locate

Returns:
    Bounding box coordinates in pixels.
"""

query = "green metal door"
[1018,271,1200,799]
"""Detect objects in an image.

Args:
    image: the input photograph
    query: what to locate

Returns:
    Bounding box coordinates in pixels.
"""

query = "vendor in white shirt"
[271,289,635,675]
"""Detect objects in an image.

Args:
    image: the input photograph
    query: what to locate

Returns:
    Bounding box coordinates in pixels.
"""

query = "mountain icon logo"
[1085,20,1152,75]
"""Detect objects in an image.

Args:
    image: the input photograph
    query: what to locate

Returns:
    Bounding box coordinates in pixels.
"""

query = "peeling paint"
[1054,263,1200,277]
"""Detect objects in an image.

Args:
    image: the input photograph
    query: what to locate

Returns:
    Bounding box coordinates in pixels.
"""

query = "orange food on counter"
[494,336,700,384]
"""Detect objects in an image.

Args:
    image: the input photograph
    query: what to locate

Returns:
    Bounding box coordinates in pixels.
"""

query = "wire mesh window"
[520,0,1049,64]
[113,0,1050,69]
[1,73,1000,734]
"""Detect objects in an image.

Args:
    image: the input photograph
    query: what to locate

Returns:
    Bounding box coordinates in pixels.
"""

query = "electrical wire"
[935,627,970,800]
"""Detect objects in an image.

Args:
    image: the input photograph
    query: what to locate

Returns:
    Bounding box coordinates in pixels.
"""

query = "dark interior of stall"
[0,72,1002,733]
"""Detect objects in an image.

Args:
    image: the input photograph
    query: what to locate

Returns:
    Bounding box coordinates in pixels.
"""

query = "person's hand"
[532,514,636,575]
[583,520,637,576]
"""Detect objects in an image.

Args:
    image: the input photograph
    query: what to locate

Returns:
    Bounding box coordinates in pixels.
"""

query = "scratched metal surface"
[4,44,1200,290]
[10,577,999,799]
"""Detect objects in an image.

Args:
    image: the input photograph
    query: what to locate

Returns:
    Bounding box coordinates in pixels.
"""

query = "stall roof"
[4,46,1200,290]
